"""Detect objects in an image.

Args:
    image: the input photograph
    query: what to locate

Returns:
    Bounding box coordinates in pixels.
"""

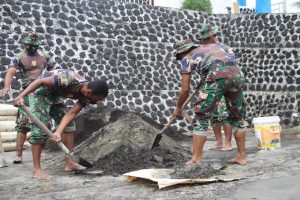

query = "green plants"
[182,0,212,13]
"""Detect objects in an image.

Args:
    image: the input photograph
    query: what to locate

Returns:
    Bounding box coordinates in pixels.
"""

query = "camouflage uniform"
[29,69,88,145]
[180,43,246,136]
[210,96,230,126]
[9,41,54,132]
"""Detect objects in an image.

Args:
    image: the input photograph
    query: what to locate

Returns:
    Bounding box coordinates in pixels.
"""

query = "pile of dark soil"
[72,105,191,176]
[93,145,187,176]
[170,164,225,179]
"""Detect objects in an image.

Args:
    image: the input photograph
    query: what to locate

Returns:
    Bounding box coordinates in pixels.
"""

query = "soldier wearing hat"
[0,32,55,164]
[173,23,247,165]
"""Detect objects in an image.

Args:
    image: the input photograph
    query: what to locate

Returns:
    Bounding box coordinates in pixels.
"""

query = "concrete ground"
[1,128,300,200]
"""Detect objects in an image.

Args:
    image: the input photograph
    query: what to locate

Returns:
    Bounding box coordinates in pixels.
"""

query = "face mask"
[26,45,38,55]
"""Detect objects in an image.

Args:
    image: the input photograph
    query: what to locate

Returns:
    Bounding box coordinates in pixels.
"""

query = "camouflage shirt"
[180,43,236,76]
[41,69,88,107]
[9,50,55,88]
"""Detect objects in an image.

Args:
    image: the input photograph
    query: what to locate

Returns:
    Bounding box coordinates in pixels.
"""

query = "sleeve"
[52,71,74,89]
[219,44,236,61]
[77,98,87,108]
[180,57,193,74]
[42,51,55,70]
[46,57,55,70]
[8,58,20,69]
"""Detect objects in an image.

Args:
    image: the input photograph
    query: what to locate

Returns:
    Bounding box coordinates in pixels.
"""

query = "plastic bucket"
[252,116,281,150]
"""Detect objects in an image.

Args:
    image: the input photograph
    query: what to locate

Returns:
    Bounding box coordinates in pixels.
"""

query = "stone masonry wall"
[0,0,299,129]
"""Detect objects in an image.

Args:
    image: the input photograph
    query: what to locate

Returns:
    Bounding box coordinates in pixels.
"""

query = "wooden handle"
[21,105,70,154]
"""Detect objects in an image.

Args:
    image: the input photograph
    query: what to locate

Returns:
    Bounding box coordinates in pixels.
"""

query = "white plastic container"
[252,116,281,150]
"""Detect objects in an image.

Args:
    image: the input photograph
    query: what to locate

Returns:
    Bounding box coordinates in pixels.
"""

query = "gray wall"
[0,0,299,129]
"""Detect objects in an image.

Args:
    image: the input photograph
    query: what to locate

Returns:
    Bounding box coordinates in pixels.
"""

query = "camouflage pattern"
[19,32,43,46]
[175,39,197,60]
[180,43,236,75]
[41,69,87,104]
[179,43,245,136]
[210,96,230,126]
[9,50,55,89]
[198,23,218,40]
[28,87,75,145]
[15,95,31,132]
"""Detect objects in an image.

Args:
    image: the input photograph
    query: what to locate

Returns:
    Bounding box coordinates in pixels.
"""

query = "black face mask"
[26,45,38,55]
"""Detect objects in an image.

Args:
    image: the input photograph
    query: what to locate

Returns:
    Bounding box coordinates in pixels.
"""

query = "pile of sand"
[73,106,190,175]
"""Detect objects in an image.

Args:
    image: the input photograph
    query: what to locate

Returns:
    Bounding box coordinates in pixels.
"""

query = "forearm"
[176,89,189,110]
[18,80,43,98]
[3,68,16,89]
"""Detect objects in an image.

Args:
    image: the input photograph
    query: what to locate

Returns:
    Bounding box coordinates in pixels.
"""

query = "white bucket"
[252,116,281,150]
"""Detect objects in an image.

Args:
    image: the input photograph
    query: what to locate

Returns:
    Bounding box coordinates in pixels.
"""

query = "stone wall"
[0,0,299,129]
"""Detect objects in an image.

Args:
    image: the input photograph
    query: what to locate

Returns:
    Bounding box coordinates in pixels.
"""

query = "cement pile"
[170,164,225,179]
[72,105,190,175]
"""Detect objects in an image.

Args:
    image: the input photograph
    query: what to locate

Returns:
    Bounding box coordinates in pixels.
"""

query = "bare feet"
[209,145,223,150]
[33,169,52,180]
[221,146,233,151]
[64,161,86,172]
[228,156,247,165]
[13,157,22,164]
[185,159,201,165]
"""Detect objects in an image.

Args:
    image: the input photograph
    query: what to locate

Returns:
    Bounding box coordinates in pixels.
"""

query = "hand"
[51,132,62,144]
[0,87,10,96]
[13,96,24,107]
[172,107,182,119]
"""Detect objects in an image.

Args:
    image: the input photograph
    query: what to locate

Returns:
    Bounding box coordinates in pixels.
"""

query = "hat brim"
[175,46,197,60]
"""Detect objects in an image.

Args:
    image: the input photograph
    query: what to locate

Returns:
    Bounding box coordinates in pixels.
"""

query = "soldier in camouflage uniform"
[13,69,109,179]
[173,23,247,165]
[0,32,54,164]
[210,96,233,151]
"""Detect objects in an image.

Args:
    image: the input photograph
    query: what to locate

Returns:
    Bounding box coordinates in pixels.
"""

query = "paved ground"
[1,128,300,200]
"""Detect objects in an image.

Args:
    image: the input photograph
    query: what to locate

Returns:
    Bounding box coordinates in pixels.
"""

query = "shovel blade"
[151,134,162,150]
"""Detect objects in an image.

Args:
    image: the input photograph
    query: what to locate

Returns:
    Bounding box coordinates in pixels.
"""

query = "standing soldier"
[0,32,55,164]
[173,23,247,165]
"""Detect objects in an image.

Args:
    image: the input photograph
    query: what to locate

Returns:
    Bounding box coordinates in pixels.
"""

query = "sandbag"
[0,104,18,116]
[0,131,17,143]
[0,116,17,121]
[0,121,16,132]
[3,141,30,152]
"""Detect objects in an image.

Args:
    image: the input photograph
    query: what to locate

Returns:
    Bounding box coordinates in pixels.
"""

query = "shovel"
[151,78,205,150]
[20,105,93,168]
[151,89,198,150]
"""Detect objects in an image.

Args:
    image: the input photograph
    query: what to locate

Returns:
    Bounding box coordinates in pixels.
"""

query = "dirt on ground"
[1,105,300,199]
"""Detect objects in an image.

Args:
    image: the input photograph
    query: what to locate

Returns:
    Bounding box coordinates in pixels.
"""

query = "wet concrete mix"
[52,105,227,179]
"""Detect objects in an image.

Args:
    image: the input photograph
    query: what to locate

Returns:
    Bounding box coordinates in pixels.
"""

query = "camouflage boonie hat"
[20,32,43,46]
[198,23,218,40]
[175,39,197,60]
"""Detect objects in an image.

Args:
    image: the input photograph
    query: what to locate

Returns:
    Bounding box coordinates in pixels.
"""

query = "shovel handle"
[21,105,70,154]
[159,89,197,135]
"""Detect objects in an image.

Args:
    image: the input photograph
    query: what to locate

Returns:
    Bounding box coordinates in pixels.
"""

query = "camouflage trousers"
[15,95,31,133]
[193,69,246,136]
[210,96,230,127]
[28,85,76,145]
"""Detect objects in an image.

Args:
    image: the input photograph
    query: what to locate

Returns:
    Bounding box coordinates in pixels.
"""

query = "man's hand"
[13,96,24,107]
[51,132,62,144]
[172,107,182,119]
[0,87,10,96]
